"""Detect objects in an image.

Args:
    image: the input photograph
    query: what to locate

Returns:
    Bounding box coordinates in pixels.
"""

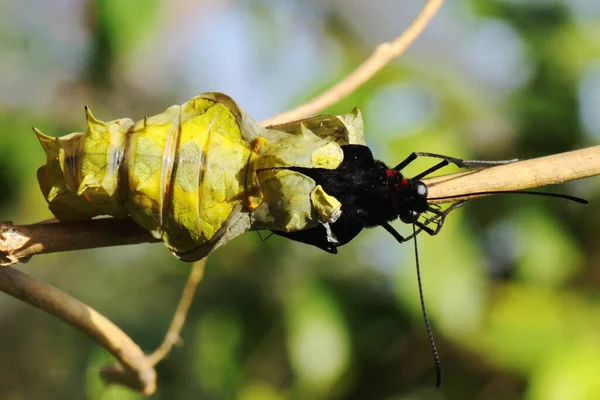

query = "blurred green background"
[1,0,600,399]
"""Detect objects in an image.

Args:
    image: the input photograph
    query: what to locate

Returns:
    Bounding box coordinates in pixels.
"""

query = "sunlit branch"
[423,146,600,204]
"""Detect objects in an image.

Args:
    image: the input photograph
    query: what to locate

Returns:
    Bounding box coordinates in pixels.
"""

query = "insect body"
[274,145,428,252]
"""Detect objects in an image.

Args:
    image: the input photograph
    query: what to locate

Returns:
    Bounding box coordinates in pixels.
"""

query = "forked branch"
[0,266,156,394]
[0,259,207,395]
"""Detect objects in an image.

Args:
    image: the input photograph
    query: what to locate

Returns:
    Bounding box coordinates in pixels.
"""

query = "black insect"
[277,145,471,252]
[273,144,587,387]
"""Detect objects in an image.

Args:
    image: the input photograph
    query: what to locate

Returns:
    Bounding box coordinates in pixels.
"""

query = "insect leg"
[382,222,410,243]
[415,221,437,235]
[426,206,445,218]
[412,160,450,180]
[430,201,467,233]
[399,208,445,242]
[410,201,468,239]
[413,152,518,169]
[393,152,418,171]
[422,206,446,235]
[391,210,443,242]
[394,152,515,177]
[256,231,274,242]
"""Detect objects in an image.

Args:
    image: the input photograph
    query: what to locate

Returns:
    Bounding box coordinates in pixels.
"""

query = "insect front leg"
[382,223,409,244]
[400,201,467,242]
[394,152,517,173]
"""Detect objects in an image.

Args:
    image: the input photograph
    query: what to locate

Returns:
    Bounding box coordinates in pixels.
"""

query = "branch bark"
[0,218,158,266]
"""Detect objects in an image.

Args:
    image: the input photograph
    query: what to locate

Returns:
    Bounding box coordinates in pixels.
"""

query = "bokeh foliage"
[0,1,599,399]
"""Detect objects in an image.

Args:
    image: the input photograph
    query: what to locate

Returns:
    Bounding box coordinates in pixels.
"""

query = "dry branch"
[146,259,207,366]
[0,218,157,266]
[423,145,600,203]
[0,258,207,395]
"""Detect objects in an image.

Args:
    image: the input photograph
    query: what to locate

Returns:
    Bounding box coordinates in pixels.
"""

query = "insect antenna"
[429,190,588,204]
[411,222,442,387]
[382,221,443,386]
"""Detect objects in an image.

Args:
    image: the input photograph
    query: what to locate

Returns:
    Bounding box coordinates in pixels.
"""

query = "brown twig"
[146,259,207,366]
[423,146,600,203]
[261,0,445,126]
[0,266,157,394]
[0,218,158,266]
